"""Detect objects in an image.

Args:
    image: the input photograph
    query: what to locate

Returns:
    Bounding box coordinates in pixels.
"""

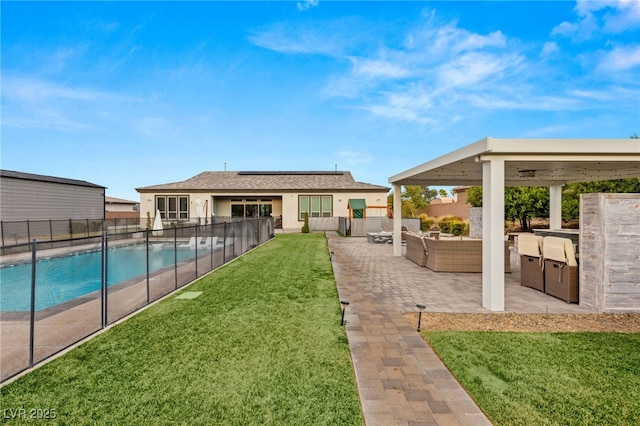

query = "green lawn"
[424,331,640,426]
[1,234,363,425]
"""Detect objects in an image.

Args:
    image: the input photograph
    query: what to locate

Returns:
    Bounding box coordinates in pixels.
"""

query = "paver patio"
[327,232,593,426]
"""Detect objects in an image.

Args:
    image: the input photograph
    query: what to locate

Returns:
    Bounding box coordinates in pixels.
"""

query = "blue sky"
[2,1,639,201]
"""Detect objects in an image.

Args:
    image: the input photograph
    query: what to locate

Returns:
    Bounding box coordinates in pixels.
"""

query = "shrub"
[437,216,469,236]
[419,214,436,232]
[301,211,310,233]
[436,216,459,234]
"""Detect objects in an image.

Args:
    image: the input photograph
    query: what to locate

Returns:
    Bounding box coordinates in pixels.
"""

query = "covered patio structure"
[389,137,640,311]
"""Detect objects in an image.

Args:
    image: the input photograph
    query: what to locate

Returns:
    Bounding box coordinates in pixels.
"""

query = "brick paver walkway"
[327,232,592,426]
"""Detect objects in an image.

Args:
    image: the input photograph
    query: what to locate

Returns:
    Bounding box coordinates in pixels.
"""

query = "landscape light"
[340,300,350,326]
[416,303,426,332]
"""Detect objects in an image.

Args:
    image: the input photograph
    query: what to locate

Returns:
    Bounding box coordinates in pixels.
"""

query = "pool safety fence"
[0,217,275,384]
[0,216,265,255]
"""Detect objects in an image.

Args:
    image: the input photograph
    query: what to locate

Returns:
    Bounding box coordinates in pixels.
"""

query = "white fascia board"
[479,154,640,162]
[488,138,639,155]
[388,137,491,184]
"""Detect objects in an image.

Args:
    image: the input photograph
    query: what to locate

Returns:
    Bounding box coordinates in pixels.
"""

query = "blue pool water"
[0,244,209,312]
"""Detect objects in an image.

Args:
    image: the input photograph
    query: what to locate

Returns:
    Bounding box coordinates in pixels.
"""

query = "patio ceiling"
[389,138,640,187]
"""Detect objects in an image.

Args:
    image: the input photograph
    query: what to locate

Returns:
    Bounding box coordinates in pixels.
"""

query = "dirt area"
[403,312,640,333]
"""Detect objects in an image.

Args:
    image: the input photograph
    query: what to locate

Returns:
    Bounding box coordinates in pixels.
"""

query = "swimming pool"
[0,244,210,312]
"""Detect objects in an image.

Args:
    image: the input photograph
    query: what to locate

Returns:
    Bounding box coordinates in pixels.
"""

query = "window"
[299,195,332,220]
[231,199,273,218]
[299,196,309,220]
[245,204,258,218]
[156,197,166,218]
[322,196,332,217]
[156,196,189,220]
[179,197,188,219]
[231,204,245,218]
[259,203,272,217]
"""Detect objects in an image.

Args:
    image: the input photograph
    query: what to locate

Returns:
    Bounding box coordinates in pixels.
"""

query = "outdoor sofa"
[405,233,511,273]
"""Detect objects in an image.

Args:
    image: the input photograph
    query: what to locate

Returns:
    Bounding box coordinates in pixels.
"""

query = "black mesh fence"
[0,218,274,383]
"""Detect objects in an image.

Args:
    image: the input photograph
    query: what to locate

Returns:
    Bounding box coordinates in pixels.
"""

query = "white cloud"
[552,0,640,41]
[248,22,344,56]
[1,75,144,133]
[541,42,560,57]
[597,44,640,71]
[410,22,506,58]
[338,149,372,165]
[2,76,141,104]
[2,111,93,133]
[327,18,523,125]
[350,57,410,79]
[297,0,319,12]
[252,6,636,128]
[436,52,524,90]
[3,76,99,103]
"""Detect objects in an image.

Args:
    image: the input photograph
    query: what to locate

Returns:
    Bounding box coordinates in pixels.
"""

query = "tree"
[466,178,640,228]
[301,211,309,233]
[504,187,549,231]
[466,186,483,207]
[400,186,439,217]
[466,186,549,230]
[562,178,640,221]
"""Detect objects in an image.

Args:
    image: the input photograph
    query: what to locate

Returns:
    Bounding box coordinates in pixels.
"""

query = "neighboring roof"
[389,138,640,187]
[431,197,454,204]
[0,169,105,189]
[105,196,139,204]
[347,199,367,210]
[137,171,390,192]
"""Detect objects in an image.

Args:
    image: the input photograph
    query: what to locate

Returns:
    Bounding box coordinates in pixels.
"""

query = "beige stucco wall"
[138,190,389,232]
[106,203,138,213]
[277,191,388,232]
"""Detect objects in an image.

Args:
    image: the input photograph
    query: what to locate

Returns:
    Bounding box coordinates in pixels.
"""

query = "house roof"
[136,171,390,193]
[0,169,105,189]
[389,138,640,187]
[105,196,139,204]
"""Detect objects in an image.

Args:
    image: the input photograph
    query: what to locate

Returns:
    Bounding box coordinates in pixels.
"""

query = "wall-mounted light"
[416,303,426,331]
[518,170,536,178]
[340,300,350,325]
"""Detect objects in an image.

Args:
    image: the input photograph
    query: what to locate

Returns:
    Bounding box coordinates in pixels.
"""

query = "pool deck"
[327,232,593,426]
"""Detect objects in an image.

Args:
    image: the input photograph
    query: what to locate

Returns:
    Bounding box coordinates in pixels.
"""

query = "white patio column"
[393,183,402,256]
[482,159,505,311]
[549,185,562,229]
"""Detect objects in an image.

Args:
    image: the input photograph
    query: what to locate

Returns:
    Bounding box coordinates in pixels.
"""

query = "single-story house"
[105,196,140,220]
[136,171,390,233]
[0,169,105,221]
